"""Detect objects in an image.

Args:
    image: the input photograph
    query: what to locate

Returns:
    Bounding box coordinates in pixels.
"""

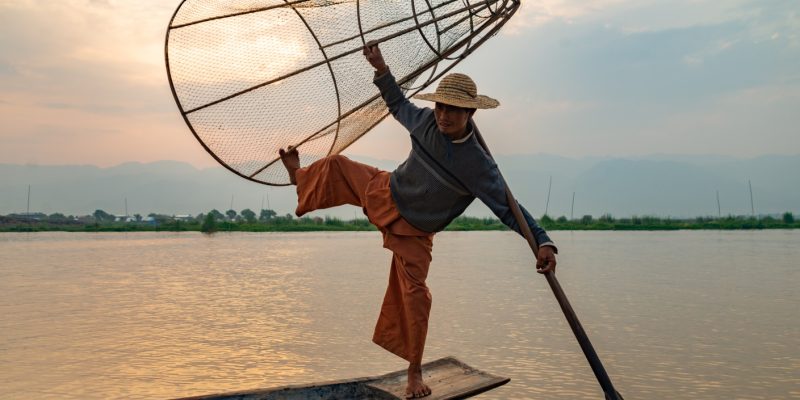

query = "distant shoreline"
[2,214,797,232]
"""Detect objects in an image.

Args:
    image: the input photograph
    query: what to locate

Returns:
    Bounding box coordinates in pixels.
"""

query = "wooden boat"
[175,356,509,400]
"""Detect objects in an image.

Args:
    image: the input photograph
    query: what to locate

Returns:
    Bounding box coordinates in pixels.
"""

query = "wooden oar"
[473,128,624,400]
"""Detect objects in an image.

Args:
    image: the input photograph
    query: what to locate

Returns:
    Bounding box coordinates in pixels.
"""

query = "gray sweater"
[376,71,554,247]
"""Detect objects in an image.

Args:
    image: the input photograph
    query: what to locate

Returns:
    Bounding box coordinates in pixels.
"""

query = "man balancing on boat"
[279,42,557,399]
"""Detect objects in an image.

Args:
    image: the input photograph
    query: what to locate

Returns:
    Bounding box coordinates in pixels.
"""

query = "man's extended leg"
[280,149,381,215]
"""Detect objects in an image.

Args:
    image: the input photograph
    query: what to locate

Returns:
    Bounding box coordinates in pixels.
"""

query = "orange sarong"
[295,155,434,364]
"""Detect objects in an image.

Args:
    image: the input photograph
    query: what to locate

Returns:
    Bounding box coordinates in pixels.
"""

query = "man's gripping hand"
[536,245,557,274]
[363,41,388,75]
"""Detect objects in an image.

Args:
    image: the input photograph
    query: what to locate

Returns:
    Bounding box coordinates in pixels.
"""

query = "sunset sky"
[1,0,798,167]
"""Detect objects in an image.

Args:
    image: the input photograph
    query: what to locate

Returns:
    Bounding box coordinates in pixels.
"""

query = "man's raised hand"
[363,41,388,75]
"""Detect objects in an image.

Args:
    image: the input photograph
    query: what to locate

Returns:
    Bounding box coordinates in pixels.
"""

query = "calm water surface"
[0,231,798,399]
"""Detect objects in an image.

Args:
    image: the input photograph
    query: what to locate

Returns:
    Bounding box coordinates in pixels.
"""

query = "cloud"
[0,63,15,76]
[0,1,206,165]
[88,0,113,7]
[504,0,628,33]
[0,0,798,168]
[0,1,179,117]
[682,38,739,66]
[653,83,800,155]
[0,1,172,84]
[0,93,209,167]
[454,7,800,158]
[504,0,800,51]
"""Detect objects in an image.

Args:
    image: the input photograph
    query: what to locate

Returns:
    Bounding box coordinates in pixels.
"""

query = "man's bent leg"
[294,155,381,216]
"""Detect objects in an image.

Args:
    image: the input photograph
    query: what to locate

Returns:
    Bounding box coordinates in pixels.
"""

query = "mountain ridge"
[1,154,797,218]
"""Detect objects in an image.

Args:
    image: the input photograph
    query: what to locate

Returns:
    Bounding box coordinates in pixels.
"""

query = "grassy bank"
[1,213,797,232]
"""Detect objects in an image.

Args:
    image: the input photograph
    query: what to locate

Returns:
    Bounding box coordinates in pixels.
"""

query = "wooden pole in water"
[716,190,721,218]
[748,180,755,217]
[229,195,235,231]
[473,129,624,400]
[544,176,552,216]
[571,192,575,220]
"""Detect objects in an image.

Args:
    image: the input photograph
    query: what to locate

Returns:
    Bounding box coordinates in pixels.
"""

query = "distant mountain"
[1,154,797,218]
[492,154,800,218]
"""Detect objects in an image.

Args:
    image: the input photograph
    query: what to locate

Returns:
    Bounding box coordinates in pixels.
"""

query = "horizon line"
[3,152,800,169]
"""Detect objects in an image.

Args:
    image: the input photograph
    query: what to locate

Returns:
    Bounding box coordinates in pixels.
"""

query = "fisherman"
[279,42,557,399]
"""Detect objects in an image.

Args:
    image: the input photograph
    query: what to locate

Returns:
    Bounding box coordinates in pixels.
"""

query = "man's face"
[434,102,474,139]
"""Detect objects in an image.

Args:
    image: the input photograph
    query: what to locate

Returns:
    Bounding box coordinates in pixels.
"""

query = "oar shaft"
[473,129,623,400]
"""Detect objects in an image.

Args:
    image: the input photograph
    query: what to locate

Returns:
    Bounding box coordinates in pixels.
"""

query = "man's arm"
[363,42,429,133]
[480,179,557,248]
[475,164,558,273]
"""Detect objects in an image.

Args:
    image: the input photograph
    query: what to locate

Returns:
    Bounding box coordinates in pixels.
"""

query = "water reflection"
[0,231,798,399]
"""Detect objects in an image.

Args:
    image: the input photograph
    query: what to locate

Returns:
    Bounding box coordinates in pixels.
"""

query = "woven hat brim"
[413,93,499,109]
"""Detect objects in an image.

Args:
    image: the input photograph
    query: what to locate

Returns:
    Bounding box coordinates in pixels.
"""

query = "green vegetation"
[532,213,800,231]
[446,213,800,231]
[1,210,797,233]
[200,213,218,233]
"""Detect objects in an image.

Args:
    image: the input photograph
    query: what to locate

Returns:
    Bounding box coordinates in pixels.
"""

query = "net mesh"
[166,0,519,185]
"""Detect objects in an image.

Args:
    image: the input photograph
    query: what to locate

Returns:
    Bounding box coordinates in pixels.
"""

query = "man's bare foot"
[278,147,300,185]
[405,362,431,399]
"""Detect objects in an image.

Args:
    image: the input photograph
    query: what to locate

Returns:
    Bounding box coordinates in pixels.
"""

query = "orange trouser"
[295,155,434,364]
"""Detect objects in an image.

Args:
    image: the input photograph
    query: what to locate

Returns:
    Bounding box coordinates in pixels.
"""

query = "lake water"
[0,230,798,399]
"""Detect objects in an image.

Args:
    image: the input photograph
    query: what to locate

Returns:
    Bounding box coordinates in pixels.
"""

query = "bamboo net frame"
[165,0,520,185]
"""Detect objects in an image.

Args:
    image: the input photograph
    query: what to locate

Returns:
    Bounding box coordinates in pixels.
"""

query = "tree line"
[1,209,797,232]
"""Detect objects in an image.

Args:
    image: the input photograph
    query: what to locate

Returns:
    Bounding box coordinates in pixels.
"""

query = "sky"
[0,0,798,167]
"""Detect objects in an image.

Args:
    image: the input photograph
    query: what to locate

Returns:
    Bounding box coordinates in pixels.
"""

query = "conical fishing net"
[165,0,519,185]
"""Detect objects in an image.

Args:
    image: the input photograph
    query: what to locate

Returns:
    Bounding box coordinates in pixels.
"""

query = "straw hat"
[414,73,499,109]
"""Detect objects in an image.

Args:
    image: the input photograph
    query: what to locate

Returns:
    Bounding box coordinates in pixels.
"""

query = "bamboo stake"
[544,175,552,216]
[571,191,575,220]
